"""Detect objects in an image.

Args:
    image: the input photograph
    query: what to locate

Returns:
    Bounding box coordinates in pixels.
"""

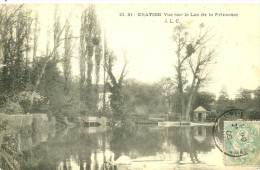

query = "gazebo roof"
[194,106,207,112]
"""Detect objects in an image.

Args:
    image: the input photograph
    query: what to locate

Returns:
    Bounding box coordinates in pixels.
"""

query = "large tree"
[104,49,128,120]
[0,5,32,97]
[172,23,216,121]
[172,24,189,120]
[79,5,102,113]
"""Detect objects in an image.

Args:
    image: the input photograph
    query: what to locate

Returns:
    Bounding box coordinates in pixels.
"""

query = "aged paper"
[0,2,259,170]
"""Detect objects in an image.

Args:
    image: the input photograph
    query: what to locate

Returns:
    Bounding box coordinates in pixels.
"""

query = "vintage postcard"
[0,2,259,170]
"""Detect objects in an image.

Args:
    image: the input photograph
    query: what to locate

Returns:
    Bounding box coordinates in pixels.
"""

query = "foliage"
[156,77,216,117]
[109,86,127,118]
[216,86,232,114]
[0,5,33,100]
[193,91,215,111]
[0,5,123,122]
[234,87,260,119]
[16,91,45,113]
[234,88,253,109]
[124,79,168,116]
[2,100,24,115]
[17,91,45,103]
[215,86,260,120]
[246,109,260,120]
[63,23,73,95]
[104,47,128,119]
[79,5,102,113]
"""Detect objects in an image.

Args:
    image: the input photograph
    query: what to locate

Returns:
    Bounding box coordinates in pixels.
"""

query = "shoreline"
[158,121,215,127]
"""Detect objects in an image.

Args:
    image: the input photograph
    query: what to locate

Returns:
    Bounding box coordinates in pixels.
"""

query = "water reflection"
[170,126,212,164]
[1,125,217,170]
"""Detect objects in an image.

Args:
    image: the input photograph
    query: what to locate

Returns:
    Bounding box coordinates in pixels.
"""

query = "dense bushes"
[2,100,24,115]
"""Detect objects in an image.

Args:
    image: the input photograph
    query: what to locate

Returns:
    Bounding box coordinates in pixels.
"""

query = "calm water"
[2,125,227,170]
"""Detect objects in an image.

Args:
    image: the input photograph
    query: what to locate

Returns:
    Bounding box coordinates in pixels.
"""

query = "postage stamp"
[224,120,260,166]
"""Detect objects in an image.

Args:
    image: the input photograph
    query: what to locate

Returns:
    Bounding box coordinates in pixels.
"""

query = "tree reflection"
[18,125,167,169]
[1,124,215,169]
[0,134,21,170]
[110,126,165,160]
[169,126,214,164]
[0,118,21,170]
[178,126,200,163]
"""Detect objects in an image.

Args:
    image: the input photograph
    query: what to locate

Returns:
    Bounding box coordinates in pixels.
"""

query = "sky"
[30,4,259,98]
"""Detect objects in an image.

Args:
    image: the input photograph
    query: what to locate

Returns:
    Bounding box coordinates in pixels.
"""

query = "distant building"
[193,106,207,122]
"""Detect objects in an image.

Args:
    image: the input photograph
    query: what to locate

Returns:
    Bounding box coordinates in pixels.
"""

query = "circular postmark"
[212,109,246,157]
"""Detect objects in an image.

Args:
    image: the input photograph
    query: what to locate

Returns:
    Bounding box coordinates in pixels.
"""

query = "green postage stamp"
[224,121,260,166]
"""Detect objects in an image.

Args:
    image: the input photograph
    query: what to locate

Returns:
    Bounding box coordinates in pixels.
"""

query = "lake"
[1,124,255,170]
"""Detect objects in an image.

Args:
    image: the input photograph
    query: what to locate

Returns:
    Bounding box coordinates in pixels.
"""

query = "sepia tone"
[0,3,259,170]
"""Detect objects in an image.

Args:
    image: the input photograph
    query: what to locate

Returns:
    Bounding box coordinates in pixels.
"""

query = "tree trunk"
[185,92,194,122]
[176,58,186,121]
[185,79,200,121]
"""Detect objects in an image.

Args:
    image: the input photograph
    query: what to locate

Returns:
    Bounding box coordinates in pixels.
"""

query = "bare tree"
[172,24,192,121]
[172,23,216,122]
[185,25,216,120]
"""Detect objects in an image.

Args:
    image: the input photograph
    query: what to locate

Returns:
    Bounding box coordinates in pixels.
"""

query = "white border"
[1,0,260,4]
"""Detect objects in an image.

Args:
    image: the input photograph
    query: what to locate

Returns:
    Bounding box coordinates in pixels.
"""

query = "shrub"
[3,100,24,114]
[246,109,260,120]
